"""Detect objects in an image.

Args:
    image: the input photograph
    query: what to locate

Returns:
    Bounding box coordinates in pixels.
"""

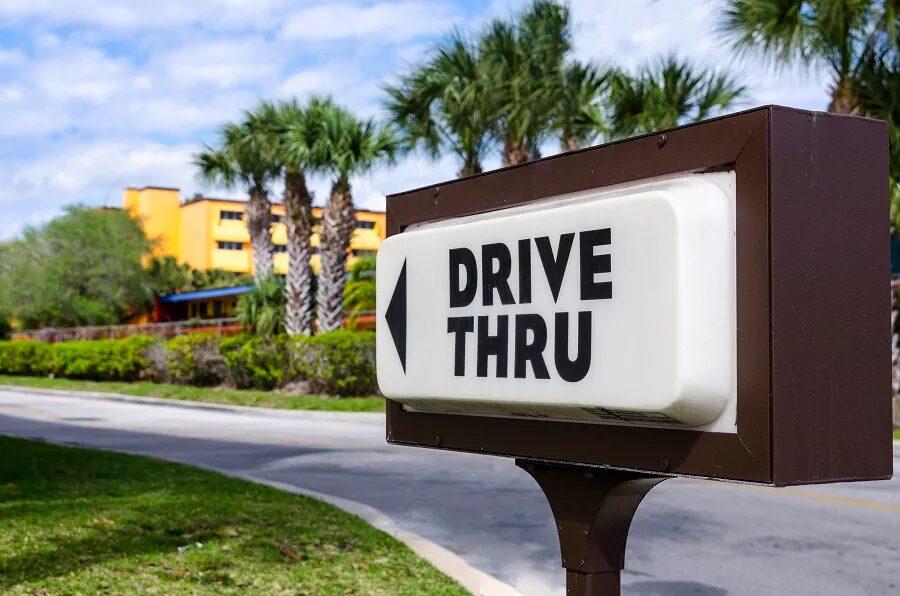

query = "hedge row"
[0,331,377,396]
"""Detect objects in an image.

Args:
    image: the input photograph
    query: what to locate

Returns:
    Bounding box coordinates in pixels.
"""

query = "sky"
[0,0,832,240]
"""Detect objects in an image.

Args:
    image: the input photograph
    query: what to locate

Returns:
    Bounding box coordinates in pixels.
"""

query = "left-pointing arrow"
[385,259,407,372]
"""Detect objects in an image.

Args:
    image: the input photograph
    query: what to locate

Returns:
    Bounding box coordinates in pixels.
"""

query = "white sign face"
[377,173,737,430]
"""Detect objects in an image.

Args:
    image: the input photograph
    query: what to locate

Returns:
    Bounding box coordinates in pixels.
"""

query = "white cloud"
[280,1,460,43]
[30,45,131,102]
[150,38,285,90]
[0,0,291,32]
[0,139,197,209]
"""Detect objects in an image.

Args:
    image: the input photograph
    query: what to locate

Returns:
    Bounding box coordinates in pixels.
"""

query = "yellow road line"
[679,478,900,514]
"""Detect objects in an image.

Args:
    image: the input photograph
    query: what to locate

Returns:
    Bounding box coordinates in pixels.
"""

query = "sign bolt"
[657,134,667,148]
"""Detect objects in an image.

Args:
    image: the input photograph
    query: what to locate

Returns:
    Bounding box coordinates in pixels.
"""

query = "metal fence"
[10,318,242,343]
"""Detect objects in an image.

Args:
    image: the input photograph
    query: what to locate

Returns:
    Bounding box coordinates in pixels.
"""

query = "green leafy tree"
[146,256,252,295]
[385,32,499,177]
[189,268,253,291]
[145,256,191,296]
[0,313,11,339]
[313,105,398,332]
[235,276,285,336]
[195,117,279,282]
[0,206,153,329]
[608,55,747,138]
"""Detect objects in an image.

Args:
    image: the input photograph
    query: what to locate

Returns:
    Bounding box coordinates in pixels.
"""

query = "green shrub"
[166,333,227,386]
[290,330,377,396]
[51,336,156,381]
[221,334,287,390]
[0,341,54,376]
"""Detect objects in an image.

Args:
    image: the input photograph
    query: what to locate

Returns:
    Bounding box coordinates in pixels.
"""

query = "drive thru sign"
[378,173,737,429]
[377,106,892,595]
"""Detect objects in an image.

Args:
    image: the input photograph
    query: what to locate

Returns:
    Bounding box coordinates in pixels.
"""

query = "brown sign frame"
[383,105,892,486]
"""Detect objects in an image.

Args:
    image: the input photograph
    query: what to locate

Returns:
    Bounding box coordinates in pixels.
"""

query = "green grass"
[894,428,900,440]
[0,375,384,412]
[0,436,465,595]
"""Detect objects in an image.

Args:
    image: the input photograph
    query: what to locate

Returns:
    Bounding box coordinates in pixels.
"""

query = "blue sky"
[0,0,831,240]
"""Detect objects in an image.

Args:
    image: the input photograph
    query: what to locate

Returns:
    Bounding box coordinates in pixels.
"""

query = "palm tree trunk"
[458,159,483,178]
[316,181,356,332]
[283,170,314,336]
[246,189,274,282]
[562,135,581,152]
[828,76,858,114]
[502,140,530,166]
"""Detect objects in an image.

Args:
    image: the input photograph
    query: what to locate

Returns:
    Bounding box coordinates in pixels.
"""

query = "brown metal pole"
[567,570,621,596]
[517,460,666,596]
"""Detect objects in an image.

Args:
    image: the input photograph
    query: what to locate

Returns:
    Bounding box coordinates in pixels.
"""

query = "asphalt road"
[0,387,898,596]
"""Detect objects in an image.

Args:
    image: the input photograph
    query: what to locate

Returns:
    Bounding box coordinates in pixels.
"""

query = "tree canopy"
[0,206,153,329]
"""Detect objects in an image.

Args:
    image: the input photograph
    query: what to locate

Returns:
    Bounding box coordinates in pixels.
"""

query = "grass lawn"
[0,436,464,595]
[894,428,900,440]
[0,375,384,413]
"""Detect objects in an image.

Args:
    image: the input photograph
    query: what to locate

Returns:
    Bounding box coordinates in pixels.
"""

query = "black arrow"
[385,260,407,372]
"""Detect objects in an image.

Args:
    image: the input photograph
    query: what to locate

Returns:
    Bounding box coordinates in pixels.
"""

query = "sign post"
[376,106,893,594]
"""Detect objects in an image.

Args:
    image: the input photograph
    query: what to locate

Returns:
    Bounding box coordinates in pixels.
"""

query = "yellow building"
[124,186,385,275]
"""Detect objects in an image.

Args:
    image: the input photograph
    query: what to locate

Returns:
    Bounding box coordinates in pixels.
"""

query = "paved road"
[0,388,898,596]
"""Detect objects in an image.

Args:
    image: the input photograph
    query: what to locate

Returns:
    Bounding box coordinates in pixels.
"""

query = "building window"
[271,214,284,223]
[356,220,376,230]
[273,244,287,253]
[217,241,243,251]
[220,210,243,221]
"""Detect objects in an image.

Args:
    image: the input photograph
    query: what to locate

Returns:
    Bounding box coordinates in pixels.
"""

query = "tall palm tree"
[249,99,329,336]
[385,32,498,177]
[608,55,748,138]
[554,61,613,151]
[194,119,279,282]
[313,106,398,332]
[718,0,899,114]
[480,0,571,165]
[855,45,900,219]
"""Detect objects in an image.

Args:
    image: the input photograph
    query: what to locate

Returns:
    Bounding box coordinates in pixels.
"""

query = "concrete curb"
[232,473,521,596]
[0,385,385,423]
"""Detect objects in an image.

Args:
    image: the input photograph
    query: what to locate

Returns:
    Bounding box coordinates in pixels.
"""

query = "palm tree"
[194,118,279,282]
[608,55,748,138]
[554,61,613,151]
[313,106,398,332]
[854,45,900,219]
[248,99,330,336]
[235,275,285,336]
[718,0,899,114]
[344,256,376,329]
[480,0,571,165]
[344,256,376,313]
[385,32,498,177]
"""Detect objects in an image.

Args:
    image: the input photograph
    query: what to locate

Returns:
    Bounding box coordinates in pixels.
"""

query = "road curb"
[0,384,385,423]
[232,472,521,596]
